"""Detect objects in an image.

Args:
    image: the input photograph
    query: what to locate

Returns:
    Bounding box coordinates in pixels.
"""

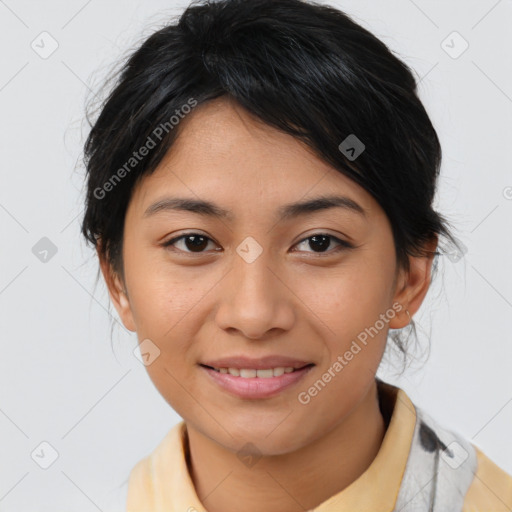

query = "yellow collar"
[126,379,417,512]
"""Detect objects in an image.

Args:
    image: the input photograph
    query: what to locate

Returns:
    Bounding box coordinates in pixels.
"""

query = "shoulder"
[125,422,186,511]
[411,401,512,510]
[126,455,156,512]
[390,387,512,511]
[463,444,512,511]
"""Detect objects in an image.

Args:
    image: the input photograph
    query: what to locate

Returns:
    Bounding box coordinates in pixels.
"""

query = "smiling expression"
[101,96,422,455]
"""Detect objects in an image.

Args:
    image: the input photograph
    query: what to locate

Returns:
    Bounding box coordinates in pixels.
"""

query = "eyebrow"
[143,194,367,221]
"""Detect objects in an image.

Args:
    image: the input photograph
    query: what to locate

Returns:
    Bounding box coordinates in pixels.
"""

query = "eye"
[162,232,354,256]
[293,233,354,255]
[162,233,221,254]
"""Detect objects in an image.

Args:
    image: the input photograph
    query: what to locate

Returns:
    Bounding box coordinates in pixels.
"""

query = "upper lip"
[201,355,314,370]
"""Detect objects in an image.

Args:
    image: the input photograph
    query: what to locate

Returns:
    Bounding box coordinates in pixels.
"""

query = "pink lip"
[201,355,312,370]
[201,364,314,399]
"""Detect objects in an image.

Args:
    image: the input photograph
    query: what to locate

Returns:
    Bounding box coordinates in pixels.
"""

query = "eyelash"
[161,232,354,256]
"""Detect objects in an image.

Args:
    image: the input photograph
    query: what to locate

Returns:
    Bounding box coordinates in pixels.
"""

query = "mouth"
[200,363,313,377]
[199,363,315,399]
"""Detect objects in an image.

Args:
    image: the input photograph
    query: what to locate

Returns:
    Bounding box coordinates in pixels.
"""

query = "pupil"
[309,235,330,252]
[185,235,208,252]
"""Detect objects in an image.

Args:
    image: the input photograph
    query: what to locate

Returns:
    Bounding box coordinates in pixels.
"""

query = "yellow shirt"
[126,380,512,511]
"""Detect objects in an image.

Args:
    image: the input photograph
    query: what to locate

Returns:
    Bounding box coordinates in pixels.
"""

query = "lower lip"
[201,365,314,399]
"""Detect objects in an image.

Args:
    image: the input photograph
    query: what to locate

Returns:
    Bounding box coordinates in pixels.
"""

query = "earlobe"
[98,251,137,332]
[388,238,437,330]
[111,274,137,332]
[388,304,412,330]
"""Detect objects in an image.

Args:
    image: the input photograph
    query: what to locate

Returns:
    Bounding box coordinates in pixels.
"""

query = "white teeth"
[212,366,300,377]
[256,369,273,378]
[240,368,257,378]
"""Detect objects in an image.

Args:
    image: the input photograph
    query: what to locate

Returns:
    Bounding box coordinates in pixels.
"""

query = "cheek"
[290,251,395,399]
[123,242,207,335]
[294,256,395,343]
[125,266,204,416]
[293,265,394,433]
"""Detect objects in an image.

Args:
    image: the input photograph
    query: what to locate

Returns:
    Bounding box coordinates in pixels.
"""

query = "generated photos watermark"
[297,301,403,405]
[93,97,198,200]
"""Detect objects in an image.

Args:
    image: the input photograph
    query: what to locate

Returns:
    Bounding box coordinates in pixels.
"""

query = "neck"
[186,379,387,512]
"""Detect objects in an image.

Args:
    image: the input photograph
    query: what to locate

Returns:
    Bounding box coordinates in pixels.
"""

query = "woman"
[81,0,512,510]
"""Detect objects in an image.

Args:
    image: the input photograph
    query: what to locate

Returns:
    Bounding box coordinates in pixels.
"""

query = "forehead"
[131,97,379,220]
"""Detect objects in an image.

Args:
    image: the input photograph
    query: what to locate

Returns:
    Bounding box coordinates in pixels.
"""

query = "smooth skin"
[99,96,436,512]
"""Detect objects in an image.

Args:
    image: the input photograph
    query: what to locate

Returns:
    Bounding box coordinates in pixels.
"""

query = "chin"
[213,418,312,456]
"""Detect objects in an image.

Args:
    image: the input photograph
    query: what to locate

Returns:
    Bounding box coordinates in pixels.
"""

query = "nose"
[214,247,295,340]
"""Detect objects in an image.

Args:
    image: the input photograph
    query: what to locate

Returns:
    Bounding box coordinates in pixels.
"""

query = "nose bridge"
[232,237,278,308]
[214,236,294,338]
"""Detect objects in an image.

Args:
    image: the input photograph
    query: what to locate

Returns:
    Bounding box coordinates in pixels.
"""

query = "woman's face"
[102,97,424,455]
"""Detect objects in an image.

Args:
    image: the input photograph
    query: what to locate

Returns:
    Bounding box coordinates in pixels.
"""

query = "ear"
[97,245,136,332]
[388,236,438,329]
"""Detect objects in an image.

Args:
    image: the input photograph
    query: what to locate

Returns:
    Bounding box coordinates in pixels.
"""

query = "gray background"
[0,0,511,510]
